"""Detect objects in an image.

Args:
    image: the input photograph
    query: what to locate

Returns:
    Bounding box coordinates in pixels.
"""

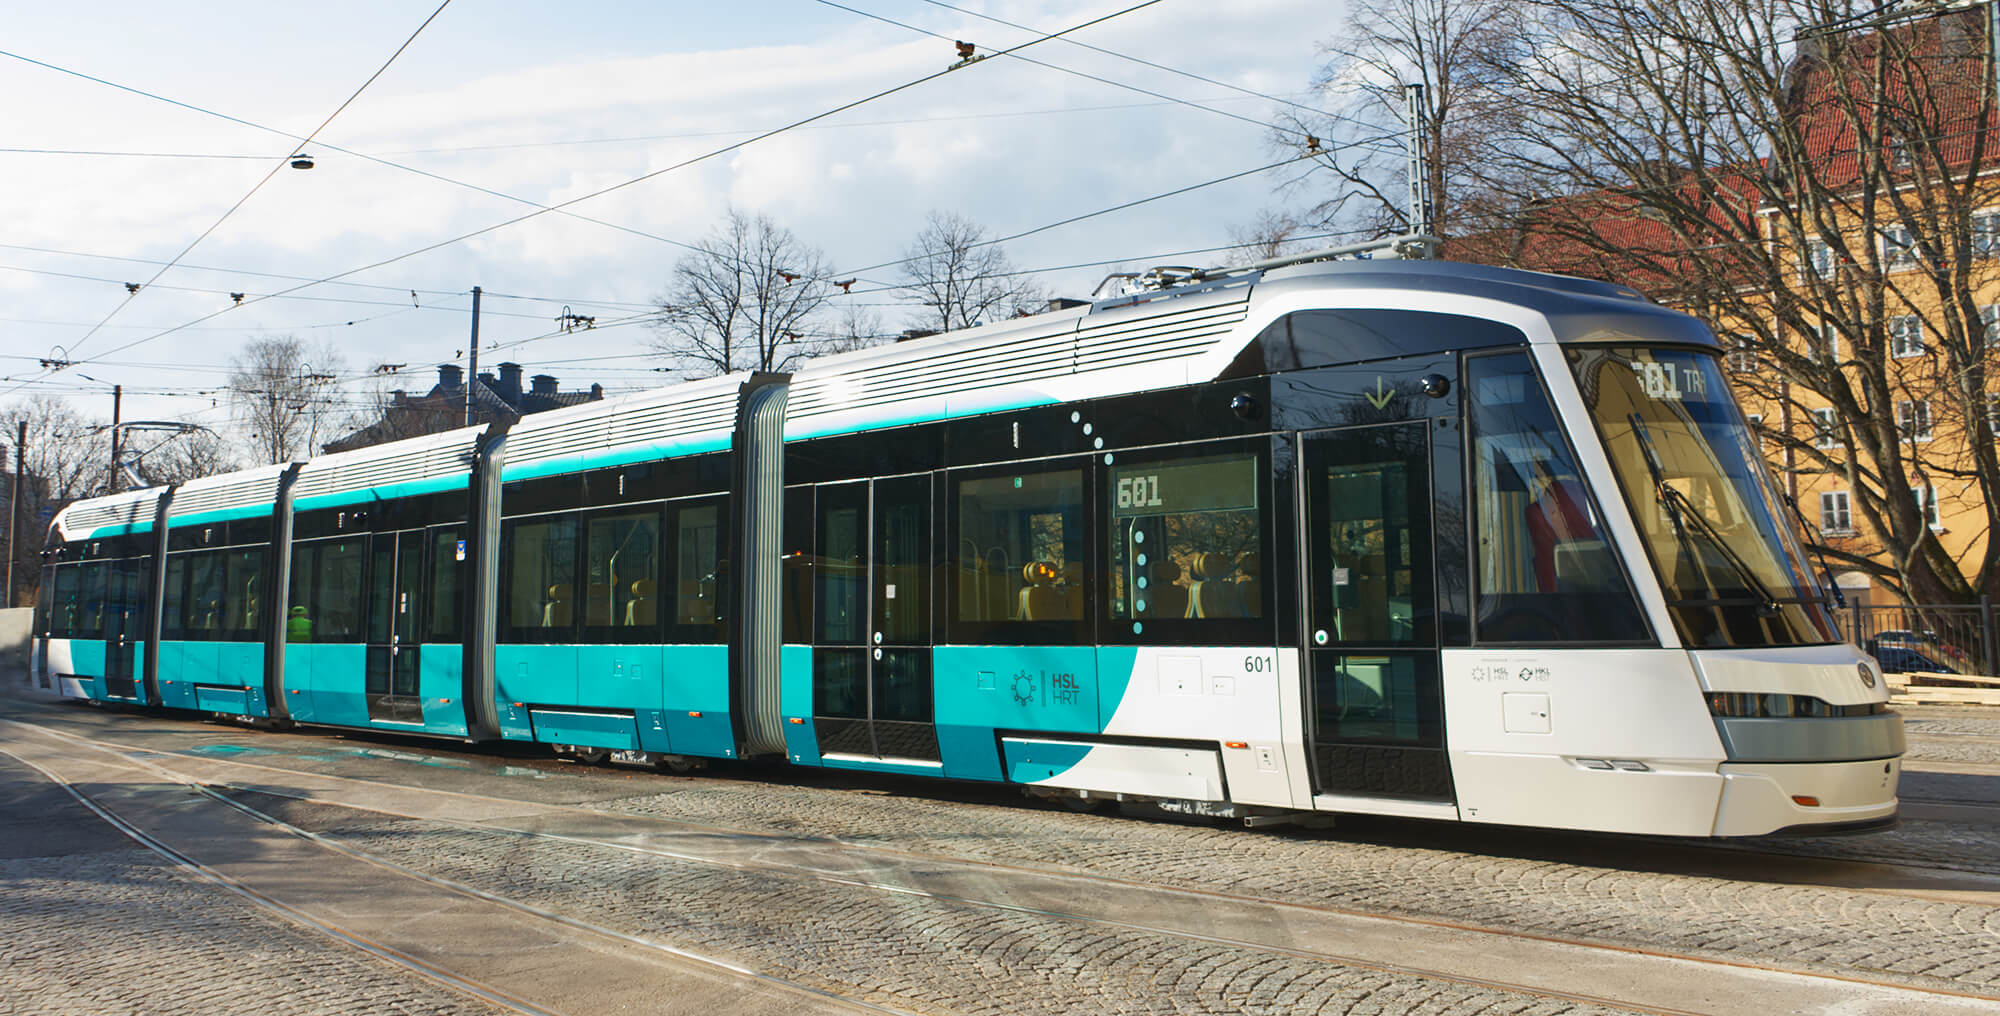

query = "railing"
[1844,599,1998,679]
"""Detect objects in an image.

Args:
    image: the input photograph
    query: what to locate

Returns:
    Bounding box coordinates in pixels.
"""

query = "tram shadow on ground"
[29,695,1995,897]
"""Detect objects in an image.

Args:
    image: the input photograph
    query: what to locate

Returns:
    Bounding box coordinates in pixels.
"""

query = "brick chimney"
[531,374,559,397]
[437,364,463,390]
[498,361,523,400]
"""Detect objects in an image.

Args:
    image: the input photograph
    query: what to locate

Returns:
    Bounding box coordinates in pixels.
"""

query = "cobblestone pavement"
[588,775,2000,993]
[255,795,1630,1016]
[8,686,2000,1014]
[0,758,504,1016]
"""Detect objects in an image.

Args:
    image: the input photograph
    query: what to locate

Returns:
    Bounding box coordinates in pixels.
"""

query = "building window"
[1982,305,2000,348]
[1975,210,2000,259]
[1988,392,2000,436]
[1882,225,1919,270]
[1726,334,1757,372]
[1810,321,1841,364]
[1889,315,1925,357]
[1819,490,1852,535]
[1802,238,1838,281]
[1896,399,1932,441]
[1911,484,1941,529]
[1812,407,1839,449]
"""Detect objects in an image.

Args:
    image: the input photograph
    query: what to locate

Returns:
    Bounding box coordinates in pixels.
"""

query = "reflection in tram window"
[288,539,365,643]
[502,515,578,642]
[584,509,660,641]
[1107,453,1262,622]
[1571,346,1838,648]
[1466,353,1649,643]
[956,469,1084,623]
[673,503,725,637]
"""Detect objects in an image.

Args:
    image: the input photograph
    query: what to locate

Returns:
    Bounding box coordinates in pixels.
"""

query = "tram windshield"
[1570,346,1839,648]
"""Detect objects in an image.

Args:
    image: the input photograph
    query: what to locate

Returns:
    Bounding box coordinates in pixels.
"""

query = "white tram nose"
[1689,645,1902,836]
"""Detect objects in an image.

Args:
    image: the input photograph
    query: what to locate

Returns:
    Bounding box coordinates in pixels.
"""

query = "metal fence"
[1843,599,1998,678]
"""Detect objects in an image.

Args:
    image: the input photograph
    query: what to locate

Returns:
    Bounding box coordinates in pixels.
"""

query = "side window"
[289,539,365,643]
[224,548,264,640]
[1108,451,1263,626]
[951,466,1086,642]
[426,528,464,644]
[583,509,661,643]
[1466,353,1649,643]
[668,501,726,643]
[161,557,187,640]
[502,515,578,644]
[50,564,83,638]
[184,551,226,642]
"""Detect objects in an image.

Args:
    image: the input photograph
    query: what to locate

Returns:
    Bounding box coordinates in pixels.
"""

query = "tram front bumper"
[1710,756,1901,837]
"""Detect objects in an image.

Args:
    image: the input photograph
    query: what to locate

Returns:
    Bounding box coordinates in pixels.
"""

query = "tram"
[31,253,1902,838]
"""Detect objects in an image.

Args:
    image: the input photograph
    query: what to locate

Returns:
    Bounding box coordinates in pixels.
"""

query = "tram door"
[810,474,939,762]
[1301,423,1452,801]
[103,558,149,701]
[364,531,424,724]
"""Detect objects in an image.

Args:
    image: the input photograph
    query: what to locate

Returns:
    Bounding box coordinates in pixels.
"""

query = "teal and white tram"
[33,256,1902,837]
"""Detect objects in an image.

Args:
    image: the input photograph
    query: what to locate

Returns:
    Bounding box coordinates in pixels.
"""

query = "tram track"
[6,713,1996,1016]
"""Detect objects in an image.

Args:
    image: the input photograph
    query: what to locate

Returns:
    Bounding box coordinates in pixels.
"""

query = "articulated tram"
[32,256,1902,838]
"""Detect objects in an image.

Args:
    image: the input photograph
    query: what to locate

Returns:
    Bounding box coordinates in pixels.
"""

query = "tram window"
[50,563,94,638]
[954,468,1085,632]
[502,515,579,644]
[289,539,364,643]
[182,552,228,641]
[583,509,662,643]
[1465,353,1649,644]
[1107,452,1262,625]
[669,502,726,642]
[222,548,264,640]
[426,528,464,644]
[160,557,186,640]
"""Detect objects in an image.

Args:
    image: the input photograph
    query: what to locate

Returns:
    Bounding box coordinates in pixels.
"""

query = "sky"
[0,0,1359,453]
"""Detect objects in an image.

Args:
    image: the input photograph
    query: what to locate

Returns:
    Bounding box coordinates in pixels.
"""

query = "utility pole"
[1403,82,1437,258]
[465,285,482,427]
[7,420,23,610]
[108,384,122,494]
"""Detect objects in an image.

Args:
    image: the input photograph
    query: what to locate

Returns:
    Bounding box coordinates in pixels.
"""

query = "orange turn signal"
[1224,741,1249,749]
[1791,795,1821,807]
[788,717,805,724]
[688,711,703,718]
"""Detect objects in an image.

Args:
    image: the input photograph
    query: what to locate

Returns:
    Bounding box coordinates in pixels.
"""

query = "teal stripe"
[294,474,469,513]
[782,392,1060,441]
[85,522,155,539]
[500,434,730,482]
[167,504,272,528]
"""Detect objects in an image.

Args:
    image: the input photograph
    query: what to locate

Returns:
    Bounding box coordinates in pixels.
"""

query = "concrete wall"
[0,607,31,683]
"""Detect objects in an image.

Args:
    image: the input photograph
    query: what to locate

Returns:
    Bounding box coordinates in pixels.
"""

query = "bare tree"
[1,396,106,605]
[1223,209,1310,265]
[1276,0,1527,241]
[648,210,830,378]
[898,211,1042,334]
[228,334,346,463]
[132,428,237,488]
[1469,2,1999,603]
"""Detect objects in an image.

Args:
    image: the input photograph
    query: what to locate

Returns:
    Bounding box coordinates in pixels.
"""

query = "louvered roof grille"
[503,378,740,471]
[57,489,161,537]
[787,281,1252,426]
[292,429,479,502]
[787,327,1078,416]
[167,465,288,520]
[1072,291,1249,373]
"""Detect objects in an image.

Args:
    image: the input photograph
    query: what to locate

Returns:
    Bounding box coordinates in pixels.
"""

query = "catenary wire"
[26,0,1169,381]
[56,0,457,363]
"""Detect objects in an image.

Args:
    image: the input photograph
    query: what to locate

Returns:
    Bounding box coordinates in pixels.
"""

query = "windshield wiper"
[1628,414,1782,616]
